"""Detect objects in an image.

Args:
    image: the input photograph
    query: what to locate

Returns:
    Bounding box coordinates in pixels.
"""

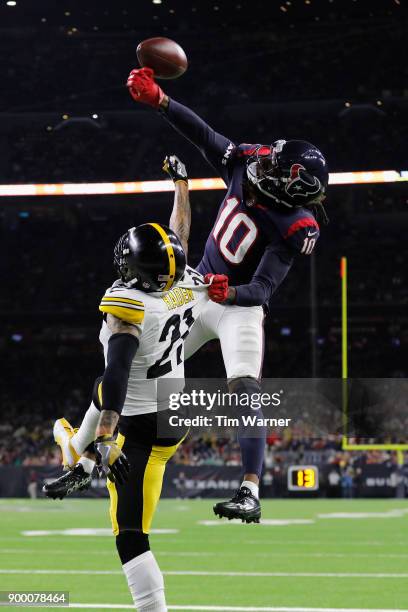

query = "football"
[136,37,188,79]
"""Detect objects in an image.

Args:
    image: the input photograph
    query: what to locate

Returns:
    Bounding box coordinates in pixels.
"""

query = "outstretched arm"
[160,96,234,181]
[127,68,235,182]
[163,155,191,257]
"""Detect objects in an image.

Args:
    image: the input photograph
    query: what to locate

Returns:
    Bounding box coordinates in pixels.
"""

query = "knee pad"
[229,376,262,417]
[116,530,150,565]
[229,376,261,394]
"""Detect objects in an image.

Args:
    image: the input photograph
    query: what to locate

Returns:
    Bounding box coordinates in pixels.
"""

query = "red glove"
[127,67,165,108]
[205,273,230,303]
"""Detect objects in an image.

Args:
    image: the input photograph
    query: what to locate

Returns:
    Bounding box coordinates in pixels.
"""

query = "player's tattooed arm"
[170,180,191,256]
[106,313,141,338]
[163,155,191,256]
[96,409,119,437]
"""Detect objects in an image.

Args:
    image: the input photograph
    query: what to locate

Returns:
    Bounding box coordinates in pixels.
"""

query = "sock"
[241,480,259,499]
[71,402,100,455]
[78,456,95,474]
[122,551,167,611]
[238,434,266,478]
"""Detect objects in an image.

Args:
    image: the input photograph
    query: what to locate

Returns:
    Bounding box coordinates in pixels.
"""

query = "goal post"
[340,256,408,460]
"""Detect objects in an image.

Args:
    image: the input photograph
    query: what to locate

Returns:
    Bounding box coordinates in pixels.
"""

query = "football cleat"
[213,486,261,524]
[43,464,92,500]
[53,417,80,469]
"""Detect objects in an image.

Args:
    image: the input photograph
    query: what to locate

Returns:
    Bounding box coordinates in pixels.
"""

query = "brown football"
[136,37,188,80]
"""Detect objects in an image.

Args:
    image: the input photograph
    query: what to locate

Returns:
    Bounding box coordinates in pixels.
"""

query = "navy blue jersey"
[162,99,320,306]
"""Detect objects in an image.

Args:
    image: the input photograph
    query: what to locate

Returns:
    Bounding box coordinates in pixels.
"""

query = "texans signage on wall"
[0,463,407,499]
[0,465,243,499]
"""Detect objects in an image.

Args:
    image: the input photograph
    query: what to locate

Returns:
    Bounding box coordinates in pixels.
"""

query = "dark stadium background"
[0,0,406,496]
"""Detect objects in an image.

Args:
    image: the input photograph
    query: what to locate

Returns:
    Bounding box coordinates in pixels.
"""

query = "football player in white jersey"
[44,156,208,612]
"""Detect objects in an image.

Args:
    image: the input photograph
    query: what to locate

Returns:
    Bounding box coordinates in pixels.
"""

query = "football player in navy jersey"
[127,67,329,523]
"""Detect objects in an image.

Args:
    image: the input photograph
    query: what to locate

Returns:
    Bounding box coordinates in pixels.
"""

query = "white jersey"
[99,265,208,416]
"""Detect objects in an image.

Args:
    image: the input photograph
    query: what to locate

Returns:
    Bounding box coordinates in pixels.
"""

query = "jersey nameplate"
[162,287,195,310]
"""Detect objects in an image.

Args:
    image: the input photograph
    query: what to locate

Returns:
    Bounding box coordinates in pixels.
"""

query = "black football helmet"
[113,223,186,292]
[246,139,329,210]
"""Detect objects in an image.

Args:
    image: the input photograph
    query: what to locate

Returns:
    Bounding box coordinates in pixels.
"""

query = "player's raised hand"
[163,155,188,184]
[205,273,230,303]
[95,435,130,485]
[127,67,165,108]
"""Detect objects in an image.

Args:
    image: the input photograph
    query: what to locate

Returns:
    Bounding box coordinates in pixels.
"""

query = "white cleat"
[53,418,80,469]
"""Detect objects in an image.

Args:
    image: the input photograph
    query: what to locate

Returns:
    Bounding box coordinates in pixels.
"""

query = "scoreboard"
[287,465,319,491]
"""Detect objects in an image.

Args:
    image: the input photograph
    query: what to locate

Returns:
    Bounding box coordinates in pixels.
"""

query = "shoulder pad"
[99,283,145,324]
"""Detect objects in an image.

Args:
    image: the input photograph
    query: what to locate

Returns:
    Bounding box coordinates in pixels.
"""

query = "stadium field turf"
[0,498,407,611]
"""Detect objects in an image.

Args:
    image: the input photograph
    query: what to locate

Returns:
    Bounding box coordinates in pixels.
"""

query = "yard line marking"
[318,509,408,519]
[21,528,178,536]
[1,569,408,579]
[244,539,391,546]
[3,548,408,559]
[165,571,408,578]
[28,604,408,611]
[0,549,213,558]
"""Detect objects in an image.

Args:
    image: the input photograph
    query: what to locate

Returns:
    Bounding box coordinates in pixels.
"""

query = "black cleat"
[43,465,92,500]
[213,486,261,523]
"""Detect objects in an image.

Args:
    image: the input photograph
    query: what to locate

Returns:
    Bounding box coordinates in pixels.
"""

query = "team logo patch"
[285,163,321,199]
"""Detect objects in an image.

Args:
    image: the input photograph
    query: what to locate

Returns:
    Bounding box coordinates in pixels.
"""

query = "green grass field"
[1,498,408,611]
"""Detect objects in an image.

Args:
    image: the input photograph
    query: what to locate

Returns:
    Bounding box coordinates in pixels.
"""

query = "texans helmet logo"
[285,163,321,199]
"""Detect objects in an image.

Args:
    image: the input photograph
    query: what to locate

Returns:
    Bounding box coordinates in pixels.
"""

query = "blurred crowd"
[1,414,403,479]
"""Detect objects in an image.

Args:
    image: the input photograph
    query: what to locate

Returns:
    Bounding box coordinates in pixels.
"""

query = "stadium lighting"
[0,170,406,198]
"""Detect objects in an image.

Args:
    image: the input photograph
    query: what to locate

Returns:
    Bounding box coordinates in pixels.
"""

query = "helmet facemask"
[246,140,327,213]
[113,230,139,287]
[246,145,285,206]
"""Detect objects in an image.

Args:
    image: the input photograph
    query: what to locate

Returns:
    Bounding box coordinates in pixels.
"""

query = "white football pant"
[184,300,265,380]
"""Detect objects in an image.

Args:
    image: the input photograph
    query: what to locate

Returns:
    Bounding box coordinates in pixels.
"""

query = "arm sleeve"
[234,246,294,307]
[101,333,139,415]
[161,98,235,183]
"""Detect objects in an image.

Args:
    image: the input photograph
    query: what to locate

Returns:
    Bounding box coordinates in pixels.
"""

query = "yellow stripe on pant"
[97,382,103,407]
[107,432,125,536]
[142,441,182,534]
[107,435,184,536]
